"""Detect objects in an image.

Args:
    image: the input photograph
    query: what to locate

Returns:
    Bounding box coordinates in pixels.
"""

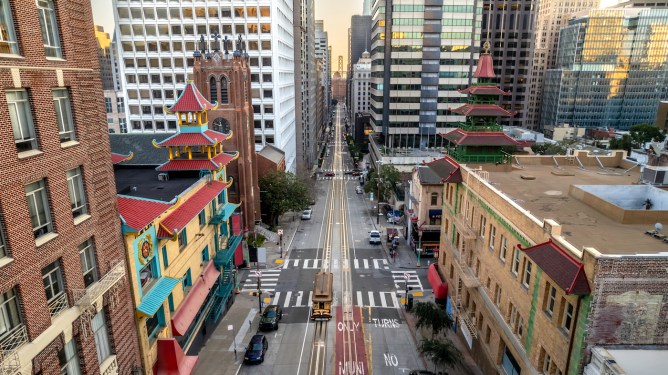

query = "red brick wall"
[0,0,139,372]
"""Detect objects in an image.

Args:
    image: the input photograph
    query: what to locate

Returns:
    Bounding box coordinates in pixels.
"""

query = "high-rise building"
[294,0,318,173]
[364,0,373,16]
[113,1,297,171]
[351,51,372,115]
[540,8,668,131]
[95,25,114,90]
[480,0,536,129]
[96,25,127,135]
[525,0,598,130]
[370,0,481,149]
[346,15,372,119]
[192,37,262,233]
[0,0,140,373]
[315,20,331,130]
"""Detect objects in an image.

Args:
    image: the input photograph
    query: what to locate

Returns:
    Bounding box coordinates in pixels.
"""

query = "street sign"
[403,272,410,281]
[254,271,262,278]
[277,229,284,236]
[227,325,233,331]
[370,192,374,201]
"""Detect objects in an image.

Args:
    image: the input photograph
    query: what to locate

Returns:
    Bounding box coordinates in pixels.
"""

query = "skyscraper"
[541,8,668,131]
[113,1,298,171]
[316,20,331,129]
[370,0,481,149]
[352,51,372,115]
[347,15,372,119]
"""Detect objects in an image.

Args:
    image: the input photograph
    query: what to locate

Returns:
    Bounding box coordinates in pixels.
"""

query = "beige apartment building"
[436,151,668,375]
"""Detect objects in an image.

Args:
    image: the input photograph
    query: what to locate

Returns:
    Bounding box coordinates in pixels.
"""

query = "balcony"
[73,261,126,309]
[214,234,242,268]
[48,293,69,318]
[0,325,29,375]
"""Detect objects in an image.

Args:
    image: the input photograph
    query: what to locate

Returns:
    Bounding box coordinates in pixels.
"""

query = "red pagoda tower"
[153,81,239,173]
[441,41,519,164]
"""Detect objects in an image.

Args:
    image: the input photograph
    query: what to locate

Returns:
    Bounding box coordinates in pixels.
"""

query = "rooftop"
[486,164,667,255]
[114,167,200,202]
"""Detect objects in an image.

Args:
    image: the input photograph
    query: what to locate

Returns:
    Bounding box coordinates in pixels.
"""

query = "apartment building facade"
[0,0,140,373]
[113,0,297,171]
[351,51,372,116]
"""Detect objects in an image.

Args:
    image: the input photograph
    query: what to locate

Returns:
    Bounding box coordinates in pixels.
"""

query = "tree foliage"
[259,171,311,225]
[610,124,665,152]
[363,164,401,202]
[412,301,454,339]
[419,338,461,371]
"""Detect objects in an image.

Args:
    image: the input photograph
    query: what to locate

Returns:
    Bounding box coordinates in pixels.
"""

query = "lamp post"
[417,225,423,267]
[376,161,382,224]
[255,270,262,313]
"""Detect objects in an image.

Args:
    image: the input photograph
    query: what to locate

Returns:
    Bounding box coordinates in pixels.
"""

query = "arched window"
[212,117,231,133]
[209,77,217,103]
[220,76,229,104]
[431,193,438,206]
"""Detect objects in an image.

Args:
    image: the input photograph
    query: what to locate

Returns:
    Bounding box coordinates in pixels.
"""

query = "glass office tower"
[541,8,668,131]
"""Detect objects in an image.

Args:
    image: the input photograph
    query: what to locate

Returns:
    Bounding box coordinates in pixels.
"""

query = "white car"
[355,186,363,194]
[301,209,312,220]
[369,230,381,245]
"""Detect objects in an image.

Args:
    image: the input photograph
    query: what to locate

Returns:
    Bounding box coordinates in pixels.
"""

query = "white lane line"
[379,292,388,308]
[283,291,292,308]
[295,291,303,307]
[357,291,363,306]
[368,291,375,307]
[354,259,359,269]
[363,259,369,269]
[272,291,281,305]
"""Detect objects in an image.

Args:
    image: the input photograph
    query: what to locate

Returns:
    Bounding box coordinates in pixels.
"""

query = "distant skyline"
[90,0,360,75]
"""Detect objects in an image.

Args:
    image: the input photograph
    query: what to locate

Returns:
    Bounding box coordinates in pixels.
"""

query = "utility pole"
[255,270,262,313]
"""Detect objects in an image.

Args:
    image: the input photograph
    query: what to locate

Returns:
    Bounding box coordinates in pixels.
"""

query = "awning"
[221,202,240,221]
[428,264,448,300]
[136,277,181,317]
[233,236,244,266]
[429,209,442,219]
[171,263,220,336]
[155,338,198,374]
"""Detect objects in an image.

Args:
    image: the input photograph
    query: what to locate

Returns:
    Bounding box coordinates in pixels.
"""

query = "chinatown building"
[192,35,261,233]
[113,81,244,373]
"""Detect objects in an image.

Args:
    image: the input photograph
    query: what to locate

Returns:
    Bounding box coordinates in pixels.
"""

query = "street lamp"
[417,224,424,267]
[376,161,383,224]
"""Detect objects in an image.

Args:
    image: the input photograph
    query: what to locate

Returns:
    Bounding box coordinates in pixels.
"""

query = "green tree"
[419,338,461,372]
[609,134,634,152]
[412,301,454,339]
[364,164,401,202]
[259,171,311,225]
[630,124,665,146]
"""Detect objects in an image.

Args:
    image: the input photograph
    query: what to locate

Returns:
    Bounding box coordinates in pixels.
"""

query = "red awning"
[234,238,243,266]
[171,262,220,336]
[155,338,198,375]
[428,264,448,299]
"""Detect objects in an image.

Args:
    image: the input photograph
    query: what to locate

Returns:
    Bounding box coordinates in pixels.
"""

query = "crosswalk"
[281,258,389,270]
[392,271,423,294]
[267,290,403,309]
[241,269,281,292]
[317,175,362,181]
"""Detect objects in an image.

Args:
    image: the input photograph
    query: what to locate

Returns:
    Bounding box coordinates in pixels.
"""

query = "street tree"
[630,124,665,146]
[364,164,401,202]
[419,338,461,372]
[259,171,311,225]
[412,301,454,339]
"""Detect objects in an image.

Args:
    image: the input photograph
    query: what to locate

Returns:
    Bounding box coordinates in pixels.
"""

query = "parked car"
[324,172,335,177]
[408,371,435,375]
[388,215,402,224]
[355,186,363,194]
[259,305,283,331]
[244,335,268,364]
[369,230,381,245]
[351,171,361,176]
[301,209,312,220]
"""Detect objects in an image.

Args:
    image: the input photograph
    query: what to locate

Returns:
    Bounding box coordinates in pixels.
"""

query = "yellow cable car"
[311,272,333,320]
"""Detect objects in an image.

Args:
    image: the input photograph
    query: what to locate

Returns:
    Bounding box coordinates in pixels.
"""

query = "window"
[479,216,486,239]
[500,236,507,262]
[178,229,187,249]
[545,285,557,316]
[489,225,496,251]
[79,239,98,287]
[220,76,229,104]
[26,180,53,238]
[66,167,87,218]
[0,288,22,342]
[0,217,7,258]
[209,77,217,103]
[53,89,75,142]
[511,248,520,275]
[37,0,62,58]
[201,246,209,262]
[92,310,112,362]
[42,260,64,309]
[59,339,82,375]
[161,246,169,269]
[522,260,532,288]
[119,119,127,134]
[139,260,156,291]
[145,307,164,341]
[116,97,125,112]
[182,269,192,291]
[0,0,19,54]
[198,210,207,227]
[494,284,502,306]
[168,293,174,312]
[430,193,438,206]
[561,301,574,333]
[104,97,112,113]
[541,349,552,374]
[7,90,38,152]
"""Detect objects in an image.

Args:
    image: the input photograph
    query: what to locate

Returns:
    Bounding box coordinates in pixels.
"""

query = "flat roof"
[487,164,666,255]
[606,349,668,375]
[114,167,200,202]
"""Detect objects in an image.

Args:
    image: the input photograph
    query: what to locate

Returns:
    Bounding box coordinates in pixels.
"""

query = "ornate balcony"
[0,325,29,375]
[48,293,69,318]
[74,261,125,308]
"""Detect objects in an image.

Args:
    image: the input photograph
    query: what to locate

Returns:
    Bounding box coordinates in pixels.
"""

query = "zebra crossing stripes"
[271,291,314,308]
[241,269,281,292]
[391,271,423,292]
[355,291,401,309]
[267,290,401,309]
[282,258,389,270]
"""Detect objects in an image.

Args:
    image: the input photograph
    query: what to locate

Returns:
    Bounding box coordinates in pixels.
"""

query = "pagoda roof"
[111,152,134,165]
[450,104,517,117]
[155,152,239,172]
[153,130,231,147]
[421,156,463,184]
[440,129,519,146]
[117,196,171,231]
[157,180,231,238]
[166,81,217,113]
[458,86,509,96]
[474,53,495,78]
[518,240,590,295]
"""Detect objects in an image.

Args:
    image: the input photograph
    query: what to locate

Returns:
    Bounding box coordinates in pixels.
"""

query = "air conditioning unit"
[158,173,169,182]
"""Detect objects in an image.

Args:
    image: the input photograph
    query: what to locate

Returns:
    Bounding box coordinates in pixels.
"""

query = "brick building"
[192,37,261,232]
[0,0,140,374]
[433,151,668,375]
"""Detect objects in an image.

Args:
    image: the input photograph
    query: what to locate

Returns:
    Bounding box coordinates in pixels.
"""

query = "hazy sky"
[91,0,360,74]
